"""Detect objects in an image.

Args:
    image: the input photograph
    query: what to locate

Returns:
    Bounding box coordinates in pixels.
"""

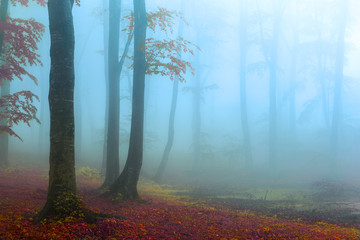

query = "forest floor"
[0,166,360,239]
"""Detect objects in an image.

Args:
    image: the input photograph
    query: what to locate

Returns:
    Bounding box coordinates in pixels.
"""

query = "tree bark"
[110,0,146,200]
[0,0,9,168]
[102,0,121,188]
[35,0,86,222]
[239,0,253,169]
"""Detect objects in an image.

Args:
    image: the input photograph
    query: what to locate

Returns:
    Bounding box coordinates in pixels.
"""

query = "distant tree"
[101,0,110,176]
[287,0,299,149]
[254,0,284,169]
[154,1,186,182]
[109,6,197,198]
[0,0,44,168]
[109,0,146,200]
[101,0,123,188]
[330,0,348,166]
[268,1,283,170]
[239,0,253,169]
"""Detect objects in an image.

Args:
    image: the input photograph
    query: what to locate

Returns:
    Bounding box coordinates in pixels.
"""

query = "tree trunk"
[239,0,253,169]
[101,0,110,175]
[0,0,9,168]
[330,0,348,166]
[192,53,201,170]
[102,0,121,188]
[0,81,9,168]
[319,55,330,128]
[154,2,185,182]
[268,3,281,170]
[154,72,179,182]
[110,0,146,200]
[0,0,8,54]
[314,1,330,129]
[35,0,86,222]
[289,14,298,149]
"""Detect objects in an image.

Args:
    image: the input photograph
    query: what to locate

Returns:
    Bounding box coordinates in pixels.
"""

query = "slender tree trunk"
[35,0,85,222]
[330,0,348,166]
[37,62,49,161]
[74,74,82,162]
[101,0,110,175]
[0,80,9,168]
[102,0,121,188]
[0,0,9,168]
[239,0,252,169]
[154,77,178,181]
[289,18,298,147]
[268,3,281,170]
[314,1,330,129]
[319,56,330,128]
[192,53,201,170]
[0,0,8,54]
[74,17,96,164]
[110,0,146,200]
[154,2,185,181]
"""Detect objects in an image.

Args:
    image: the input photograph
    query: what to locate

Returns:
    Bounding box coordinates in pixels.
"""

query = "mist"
[3,0,360,221]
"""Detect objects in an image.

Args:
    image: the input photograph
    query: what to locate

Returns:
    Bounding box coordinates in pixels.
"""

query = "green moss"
[53,192,85,220]
[77,167,101,178]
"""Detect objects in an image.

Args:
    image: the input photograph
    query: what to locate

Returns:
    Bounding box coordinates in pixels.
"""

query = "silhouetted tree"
[102,0,122,188]
[36,0,91,222]
[154,2,185,182]
[0,0,9,166]
[330,0,348,165]
[110,0,147,200]
[255,0,283,169]
[288,0,299,148]
[102,0,134,188]
[239,0,253,169]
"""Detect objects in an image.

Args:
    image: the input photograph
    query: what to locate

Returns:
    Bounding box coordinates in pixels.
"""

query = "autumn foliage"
[124,8,199,82]
[0,0,44,139]
[0,168,359,239]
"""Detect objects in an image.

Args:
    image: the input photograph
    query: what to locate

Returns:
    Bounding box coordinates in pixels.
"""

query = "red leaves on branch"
[10,0,46,7]
[0,91,39,141]
[145,37,199,82]
[123,8,199,82]
[0,17,44,85]
[0,3,44,139]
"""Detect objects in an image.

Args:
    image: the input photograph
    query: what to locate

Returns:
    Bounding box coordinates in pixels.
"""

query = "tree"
[0,0,44,167]
[330,0,348,168]
[109,6,197,199]
[254,0,284,170]
[154,2,185,182]
[101,0,122,188]
[239,0,253,169]
[35,0,89,222]
[287,0,299,150]
[109,0,147,200]
[268,1,282,170]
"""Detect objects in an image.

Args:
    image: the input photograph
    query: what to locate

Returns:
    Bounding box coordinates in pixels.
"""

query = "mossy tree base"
[34,194,124,224]
[109,169,141,201]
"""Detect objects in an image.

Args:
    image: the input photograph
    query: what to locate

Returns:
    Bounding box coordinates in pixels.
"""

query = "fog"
[6,0,360,192]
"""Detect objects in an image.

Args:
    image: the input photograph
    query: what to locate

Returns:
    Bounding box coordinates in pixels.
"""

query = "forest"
[1,0,360,239]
